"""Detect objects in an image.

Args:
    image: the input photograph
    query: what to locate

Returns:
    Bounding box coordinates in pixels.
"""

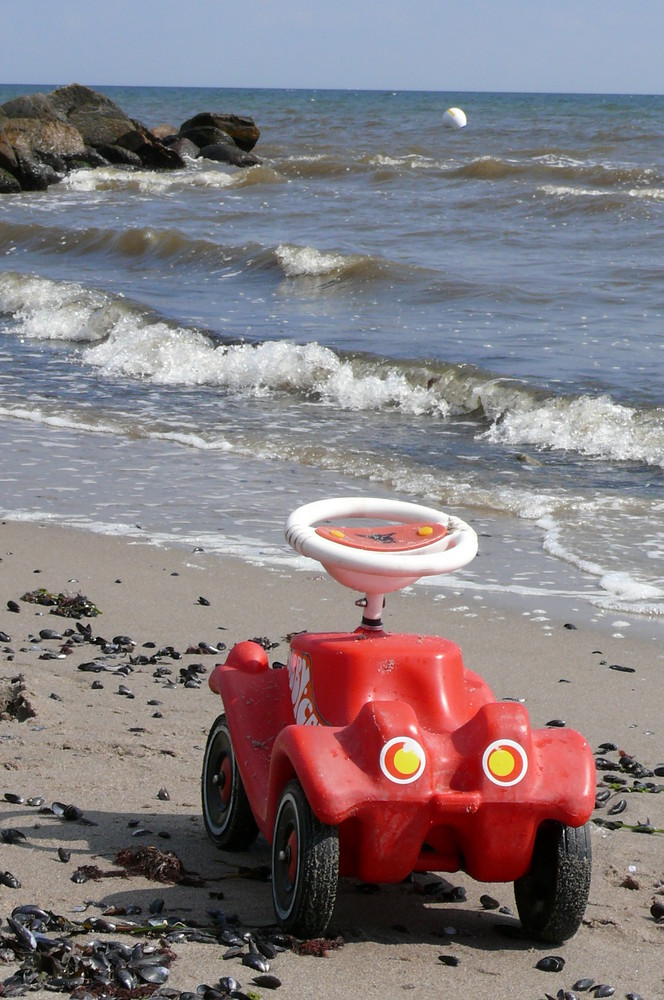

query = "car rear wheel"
[514,820,592,943]
[201,713,259,850]
[271,779,339,937]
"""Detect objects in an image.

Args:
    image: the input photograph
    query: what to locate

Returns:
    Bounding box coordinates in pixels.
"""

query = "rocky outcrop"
[179,112,260,152]
[0,84,262,193]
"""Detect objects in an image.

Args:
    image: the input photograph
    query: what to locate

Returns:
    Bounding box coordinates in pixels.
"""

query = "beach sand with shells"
[1,519,663,1000]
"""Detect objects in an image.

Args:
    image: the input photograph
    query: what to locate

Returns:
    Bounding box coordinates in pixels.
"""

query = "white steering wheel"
[285,497,478,597]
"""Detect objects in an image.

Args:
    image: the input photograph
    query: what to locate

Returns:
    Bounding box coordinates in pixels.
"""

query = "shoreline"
[1,518,663,1000]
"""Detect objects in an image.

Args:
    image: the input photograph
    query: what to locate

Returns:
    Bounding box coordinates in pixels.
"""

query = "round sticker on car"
[482,739,528,787]
[380,737,426,784]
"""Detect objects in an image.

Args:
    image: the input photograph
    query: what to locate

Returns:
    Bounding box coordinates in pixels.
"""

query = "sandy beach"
[1,518,663,1000]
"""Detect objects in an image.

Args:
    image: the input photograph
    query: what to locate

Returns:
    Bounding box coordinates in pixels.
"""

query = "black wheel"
[271,779,339,937]
[514,820,592,943]
[201,713,259,850]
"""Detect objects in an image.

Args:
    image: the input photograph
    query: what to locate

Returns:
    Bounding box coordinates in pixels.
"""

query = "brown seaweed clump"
[0,675,36,721]
[20,587,101,618]
[115,846,205,886]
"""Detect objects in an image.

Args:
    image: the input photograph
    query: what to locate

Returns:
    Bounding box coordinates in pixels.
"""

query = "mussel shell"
[535,955,565,972]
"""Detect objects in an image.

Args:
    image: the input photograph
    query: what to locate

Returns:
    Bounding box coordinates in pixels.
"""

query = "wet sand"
[1,519,663,999]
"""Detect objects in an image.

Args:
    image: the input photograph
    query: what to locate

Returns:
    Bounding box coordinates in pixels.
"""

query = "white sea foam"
[0,272,120,343]
[275,243,358,278]
[483,393,664,468]
[61,164,236,194]
[539,514,664,615]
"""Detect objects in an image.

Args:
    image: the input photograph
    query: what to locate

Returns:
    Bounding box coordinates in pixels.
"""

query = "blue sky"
[4,1,664,94]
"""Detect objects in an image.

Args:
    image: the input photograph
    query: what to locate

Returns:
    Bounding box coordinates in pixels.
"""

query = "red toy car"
[202,498,595,942]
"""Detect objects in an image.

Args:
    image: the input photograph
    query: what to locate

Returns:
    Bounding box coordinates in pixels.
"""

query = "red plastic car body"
[202,499,596,942]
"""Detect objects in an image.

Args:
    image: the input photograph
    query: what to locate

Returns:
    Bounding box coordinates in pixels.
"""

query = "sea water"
[0,86,663,626]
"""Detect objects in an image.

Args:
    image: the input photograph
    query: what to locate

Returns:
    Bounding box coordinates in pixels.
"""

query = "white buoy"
[443,107,467,130]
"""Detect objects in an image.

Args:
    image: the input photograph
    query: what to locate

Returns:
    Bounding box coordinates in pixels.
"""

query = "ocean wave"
[2,271,663,469]
[0,219,252,272]
[482,393,664,468]
[60,164,237,194]
[448,155,662,190]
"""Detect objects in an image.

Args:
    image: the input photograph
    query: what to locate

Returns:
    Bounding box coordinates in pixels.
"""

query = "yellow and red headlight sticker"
[482,739,528,787]
[380,736,426,784]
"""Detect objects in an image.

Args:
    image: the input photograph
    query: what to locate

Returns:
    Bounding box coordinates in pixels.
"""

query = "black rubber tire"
[514,820,592,943]
[271,779,339,937]
[201,713,259,850]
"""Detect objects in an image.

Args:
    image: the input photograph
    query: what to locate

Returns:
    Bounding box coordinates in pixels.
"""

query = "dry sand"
[0,519,663,999]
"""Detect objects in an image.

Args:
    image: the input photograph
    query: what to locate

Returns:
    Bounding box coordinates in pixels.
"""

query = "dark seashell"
[241,952,269,973]
[7,600,20,612]
[26,796,45,807]
[594,788,611,803]
[573,978,595,991]
[596,742,618,752]
[113,634,134,646]
[650,898,664,920]
[222,945,244,960]
[609,663,635,673]
[626,993,645,1000]
[115,967,137,990]
[63,803,83,821]
[607,798,627,815]
[221,931,244,946]
[594,758,618,771]
[198,596,211,605]
[0,630,11,642]
[149,898,165,914]
[546,719,566,728]
[11,904,49,921]
[71,869,88,883]
[654,764,664,777]
[438,954,460,967]
[593,986,614,998]
[91,679,104,689]
[563,622,577,629]
[0,870,21,888]
[4,792,24,803]
[219,977,241,993]
[118,684,134,697]
[251,974,282,988]
[535,955,565,972]
[1,828,27,844]
[39,628,63,640]
[7,916,36,949]
[479,893,500,909]
[135,964,169,984]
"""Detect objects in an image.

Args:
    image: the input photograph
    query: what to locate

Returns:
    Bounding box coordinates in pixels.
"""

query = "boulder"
[1,92,59,121]
[0,126,18,176]
[13,153,61,191]
[168,136,200,160]
[179,123,231,148]
[115,123,186,170]
[96,143,143,167]
[198,142,260,167]
[151,123,178,141]
[3,118,87,163]
[48,83,136,149]
[0,167,21,193]
[179,112,259,151]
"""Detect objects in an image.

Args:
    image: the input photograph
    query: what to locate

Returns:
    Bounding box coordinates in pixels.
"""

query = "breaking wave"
[1,270,663,470]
